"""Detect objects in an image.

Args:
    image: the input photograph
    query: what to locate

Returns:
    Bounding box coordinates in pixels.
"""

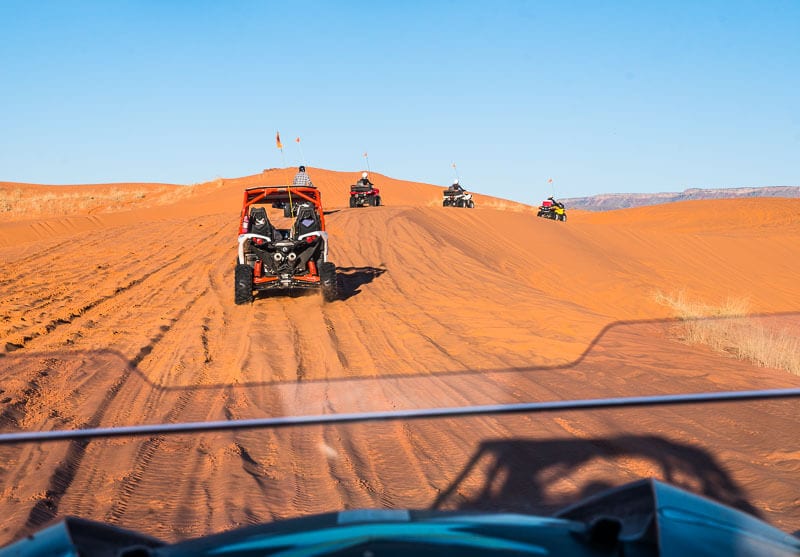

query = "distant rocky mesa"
[562,186,800,211]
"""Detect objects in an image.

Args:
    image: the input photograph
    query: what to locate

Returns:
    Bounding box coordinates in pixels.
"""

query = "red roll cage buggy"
[234,185,337,303]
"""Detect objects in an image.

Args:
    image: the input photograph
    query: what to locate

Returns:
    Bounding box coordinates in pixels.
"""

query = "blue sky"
[2,1,798,202]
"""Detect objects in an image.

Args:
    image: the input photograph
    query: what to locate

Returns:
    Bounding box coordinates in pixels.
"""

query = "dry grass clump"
[655,290,800,375]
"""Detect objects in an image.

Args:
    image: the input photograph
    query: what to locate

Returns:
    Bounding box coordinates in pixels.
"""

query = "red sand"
[1,168,798,543]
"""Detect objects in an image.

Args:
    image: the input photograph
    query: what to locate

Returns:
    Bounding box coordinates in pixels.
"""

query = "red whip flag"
[547,178,553,184]
[276,132,283,150]
[296,137,301,143]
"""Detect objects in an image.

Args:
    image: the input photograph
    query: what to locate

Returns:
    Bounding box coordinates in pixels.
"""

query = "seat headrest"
[249,207,272,233]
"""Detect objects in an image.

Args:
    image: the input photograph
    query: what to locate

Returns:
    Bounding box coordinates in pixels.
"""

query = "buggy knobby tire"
[234,263,254,305]
[320,261,338,302]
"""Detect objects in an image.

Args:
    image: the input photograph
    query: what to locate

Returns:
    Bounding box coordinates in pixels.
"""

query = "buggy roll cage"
[239,185,327,232]
[0,388,797,445]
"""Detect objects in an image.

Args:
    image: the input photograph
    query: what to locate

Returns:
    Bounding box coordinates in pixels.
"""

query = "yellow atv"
[537,197,567,222]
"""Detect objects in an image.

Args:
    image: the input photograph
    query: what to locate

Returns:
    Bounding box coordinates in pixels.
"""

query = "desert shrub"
[655,290,800,376]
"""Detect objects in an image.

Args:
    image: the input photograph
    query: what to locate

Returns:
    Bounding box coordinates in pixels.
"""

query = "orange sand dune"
[0,168,798,544]
[0,168,520,247]
[580,196,800,233]
[0,181,188,219]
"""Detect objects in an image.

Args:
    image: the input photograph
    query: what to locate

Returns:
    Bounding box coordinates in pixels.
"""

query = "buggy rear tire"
[234,264,253,305]
[320,261,338,302]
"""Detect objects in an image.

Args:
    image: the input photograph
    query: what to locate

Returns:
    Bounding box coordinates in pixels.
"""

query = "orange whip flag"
[296,137,301,143]
[276,132,283,150]
[547,178,553,184]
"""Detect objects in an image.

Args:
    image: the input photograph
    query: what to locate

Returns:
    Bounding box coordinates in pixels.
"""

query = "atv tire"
[234,263,254,305]
[374,196,381,206]
[468,200,475,208]
[320,261,338,302]
[349,196,356,208]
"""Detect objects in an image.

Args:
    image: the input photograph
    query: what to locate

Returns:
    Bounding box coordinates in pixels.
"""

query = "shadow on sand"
[334,266,387,301]
[248,266,386,303]
[431,434,763,518]
[3,312,798,391]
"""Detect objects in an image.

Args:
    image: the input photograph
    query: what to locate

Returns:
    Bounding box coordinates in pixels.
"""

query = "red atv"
[349,184,381,207]
[235,185,337,304]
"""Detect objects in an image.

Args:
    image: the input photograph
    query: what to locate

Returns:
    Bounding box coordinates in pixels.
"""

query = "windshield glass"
[2,1,799,551]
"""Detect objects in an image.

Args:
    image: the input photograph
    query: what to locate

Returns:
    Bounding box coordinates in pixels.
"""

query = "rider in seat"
[449,179,464,193]
[292,165,315,188]
[356,172,373,188]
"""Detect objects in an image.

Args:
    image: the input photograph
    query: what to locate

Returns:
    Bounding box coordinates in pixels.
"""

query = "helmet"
[362,172,368,179]
[299,165,306,172]
[453,179,459,185]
